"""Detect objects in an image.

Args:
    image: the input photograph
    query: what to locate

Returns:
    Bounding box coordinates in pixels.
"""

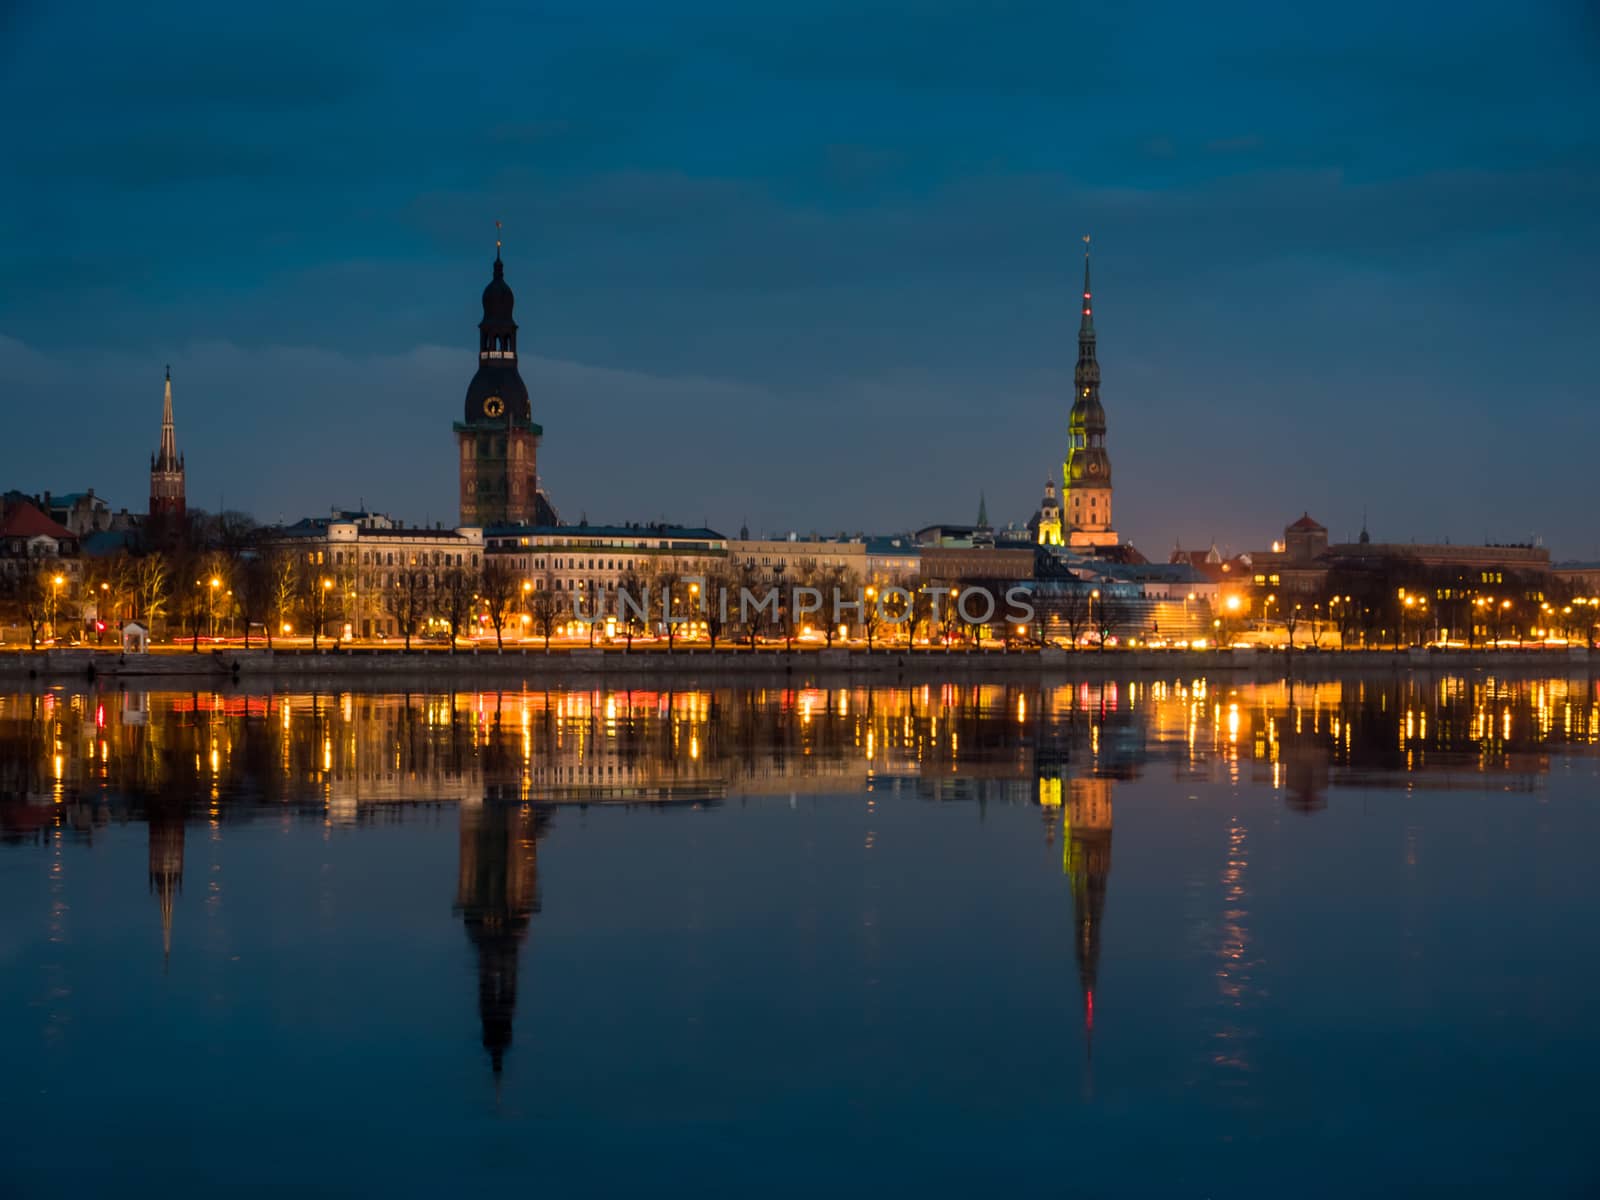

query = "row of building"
[4,237,1596,645]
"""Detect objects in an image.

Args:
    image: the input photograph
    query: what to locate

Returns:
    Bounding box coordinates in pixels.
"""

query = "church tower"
[1063,239,1117,549]
[455,235,543,528]
[1035,479,1063,546]
[148,367,186,523]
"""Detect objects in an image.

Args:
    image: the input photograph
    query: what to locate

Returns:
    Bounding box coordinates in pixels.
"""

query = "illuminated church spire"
[1062,236,1117,549]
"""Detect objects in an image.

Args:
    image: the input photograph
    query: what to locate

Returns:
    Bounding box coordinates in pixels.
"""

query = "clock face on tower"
[483,396,505,418]
[1088,460,1101,476]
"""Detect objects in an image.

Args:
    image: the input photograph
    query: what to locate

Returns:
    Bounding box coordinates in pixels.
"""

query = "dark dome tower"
[455,236,543,527]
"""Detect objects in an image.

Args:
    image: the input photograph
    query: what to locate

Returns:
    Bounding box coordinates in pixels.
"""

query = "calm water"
[3,675,1598,1197]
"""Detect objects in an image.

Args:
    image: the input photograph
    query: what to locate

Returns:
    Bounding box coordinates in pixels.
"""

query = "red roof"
[0,502,74,541]
[1287,512,1325,532]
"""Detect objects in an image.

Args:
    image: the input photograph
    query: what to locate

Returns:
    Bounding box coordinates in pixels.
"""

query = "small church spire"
[495,219,503,263]
[150,367,187,523]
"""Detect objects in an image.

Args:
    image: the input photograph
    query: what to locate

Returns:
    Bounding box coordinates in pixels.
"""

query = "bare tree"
[939,585,965,648]
[735,559,769,649]
[806,563,846,646]
[135,553,170,633]
[386,568,431,650]
[616,565,647,650]
[699,562,738,651]
[266,551,297,646]
[1056,586,1092,649]
[1281,600,1305,649]
[0,567,50,649]
[529,572,567,650]
[479,559,519,651]
[862,583,886,650]
[298,560,336,651]
[895,585,932,649]
[1090,590,1128,650]
[651,564,685,650]
[435,566,477,651]
[235,555,272,649]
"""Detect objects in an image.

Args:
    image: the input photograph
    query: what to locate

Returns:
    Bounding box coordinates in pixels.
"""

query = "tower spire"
[159,372,176,464]
[149,367,187,525]
[1080,234,1094,334]
[495,219,502,263]
[1061,235,1116,549]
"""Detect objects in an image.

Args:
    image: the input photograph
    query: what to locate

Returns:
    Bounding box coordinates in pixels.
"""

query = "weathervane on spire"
[495,219,503,261]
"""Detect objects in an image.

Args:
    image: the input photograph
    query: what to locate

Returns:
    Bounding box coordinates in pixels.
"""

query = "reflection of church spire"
[1063,778,1112,1058]
[454,799,549,1076]
[148,803,185,965]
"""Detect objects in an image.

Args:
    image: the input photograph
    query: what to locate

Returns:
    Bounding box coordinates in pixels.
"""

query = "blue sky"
[2,0,1596,554]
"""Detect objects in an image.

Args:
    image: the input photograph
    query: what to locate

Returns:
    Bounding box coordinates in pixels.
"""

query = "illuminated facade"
[1063,242,1118,549]
[263,515,485,639]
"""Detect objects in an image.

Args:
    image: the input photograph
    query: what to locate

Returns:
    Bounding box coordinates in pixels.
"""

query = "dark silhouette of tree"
[297,558,336,651]
[0,567,50,649]
[529,572,567,650]
[651,564,686,650]
[616,566,648,650]
[436,566,477,652]
[480,559,519,651]
[235,555,273,649]
[1056,585,1092,649]
[386,568,431,650]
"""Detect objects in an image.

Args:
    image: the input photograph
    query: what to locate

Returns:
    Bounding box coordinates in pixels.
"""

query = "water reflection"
[456,798,548,1075]
[2,673,1597,1085]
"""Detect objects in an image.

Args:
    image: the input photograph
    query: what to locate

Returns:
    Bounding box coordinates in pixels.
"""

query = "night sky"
[2,1,1596,556]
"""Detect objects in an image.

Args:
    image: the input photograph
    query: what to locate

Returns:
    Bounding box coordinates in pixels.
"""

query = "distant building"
[148,368,186,525]
[263,514,485,639]
[920,545,1036,586]
[0,498,80,568]
[454,242,557,528]
[915,523,979,549]
[1554,563,1600,594]
[862,535,920,586]
[1246,512,1330,595]
[728,536,864,579]
[484,523,729,607]
[35,489,132,537]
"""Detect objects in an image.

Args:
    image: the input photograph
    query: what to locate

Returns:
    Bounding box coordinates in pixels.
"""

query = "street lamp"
[209,576,221,639]
[49,574,64,642]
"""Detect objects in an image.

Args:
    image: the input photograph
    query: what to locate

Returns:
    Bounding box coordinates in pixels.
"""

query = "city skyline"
[2,2,1596,555]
